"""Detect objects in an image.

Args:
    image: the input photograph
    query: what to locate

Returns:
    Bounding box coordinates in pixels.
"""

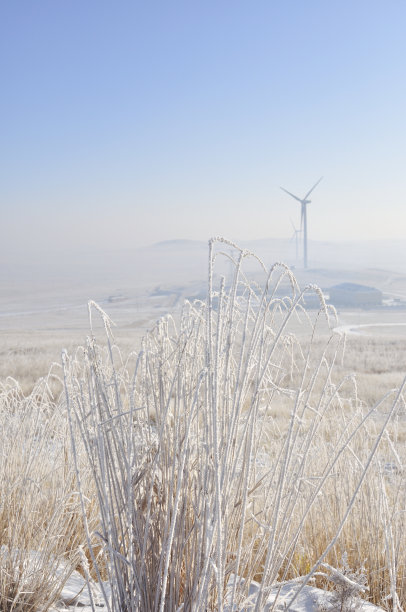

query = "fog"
[2,238,406,326]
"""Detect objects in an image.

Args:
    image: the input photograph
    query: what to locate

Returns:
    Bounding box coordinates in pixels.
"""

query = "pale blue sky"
[1,1,406,254]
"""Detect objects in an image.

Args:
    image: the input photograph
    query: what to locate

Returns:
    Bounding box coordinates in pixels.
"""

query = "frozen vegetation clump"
[316,553,368,611]
[0,375,87,611]
[62,238,406,611]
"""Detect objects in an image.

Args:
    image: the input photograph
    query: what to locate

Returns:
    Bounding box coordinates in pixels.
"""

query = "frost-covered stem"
[158,371,205,612]
[63,351,111,612]
[287,375,406,609]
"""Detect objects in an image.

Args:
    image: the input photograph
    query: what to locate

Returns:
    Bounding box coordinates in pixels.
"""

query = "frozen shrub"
[317,553,368,611]
[63,238,406,611]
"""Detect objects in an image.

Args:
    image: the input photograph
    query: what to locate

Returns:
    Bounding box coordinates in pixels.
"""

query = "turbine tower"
[280,177,323,268]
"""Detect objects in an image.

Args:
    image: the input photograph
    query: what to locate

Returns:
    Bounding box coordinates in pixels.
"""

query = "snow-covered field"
[51,572,384,611]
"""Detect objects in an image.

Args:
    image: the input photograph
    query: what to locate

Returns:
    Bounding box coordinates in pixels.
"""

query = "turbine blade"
[300,206,304,232]
[280,186,303,203]
[303,176,323,200]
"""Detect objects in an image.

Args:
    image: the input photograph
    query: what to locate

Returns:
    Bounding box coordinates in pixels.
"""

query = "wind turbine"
[289,217,301,266]
[280,177,323,268]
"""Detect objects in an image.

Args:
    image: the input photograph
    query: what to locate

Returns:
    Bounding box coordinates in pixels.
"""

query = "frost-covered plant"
[317,553,368,611]
[64,238,406,611]
[0,376,86,611]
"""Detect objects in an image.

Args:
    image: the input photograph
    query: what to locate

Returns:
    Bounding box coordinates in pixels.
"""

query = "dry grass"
[0,329,142,397]
[0,375,98,611]
[63,239,406,610]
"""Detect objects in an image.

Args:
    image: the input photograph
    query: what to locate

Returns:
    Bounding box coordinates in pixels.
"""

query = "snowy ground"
[334,321,406,336]
[51,571,384,611]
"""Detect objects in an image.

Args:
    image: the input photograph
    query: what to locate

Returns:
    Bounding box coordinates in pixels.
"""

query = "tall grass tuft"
[64,239,405,612]
[0,373,88,611]
[60,238,405,610]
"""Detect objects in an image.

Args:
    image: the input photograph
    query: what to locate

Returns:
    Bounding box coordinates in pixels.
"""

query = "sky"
[2,1,406,256]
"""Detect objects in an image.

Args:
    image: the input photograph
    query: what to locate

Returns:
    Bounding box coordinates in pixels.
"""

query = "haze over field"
[1,237,406,342]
